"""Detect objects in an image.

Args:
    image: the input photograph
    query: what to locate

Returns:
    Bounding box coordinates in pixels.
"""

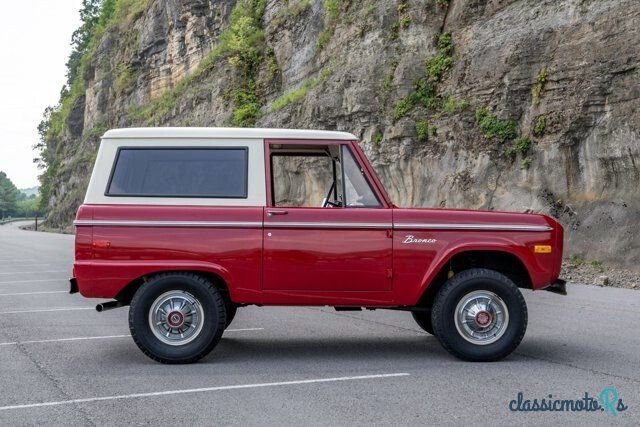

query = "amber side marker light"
[534,245,552,254]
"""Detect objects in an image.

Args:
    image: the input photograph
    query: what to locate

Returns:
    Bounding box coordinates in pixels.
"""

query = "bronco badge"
[402,235,437,244]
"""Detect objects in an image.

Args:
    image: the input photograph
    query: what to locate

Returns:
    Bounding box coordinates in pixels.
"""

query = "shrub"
[416,119,436,142]
[317,0,341,52]
[514,136,532,155]
[533,114,547,136]
[475,107,518,143]
[115,63,136,94]
[531,67,548,107]
[591,260,605,273]
[393,33,454,121]
[425,33,454,81]
[442,96,469,114]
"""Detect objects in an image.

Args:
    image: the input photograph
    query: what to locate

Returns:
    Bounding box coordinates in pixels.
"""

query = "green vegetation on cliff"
[129,0,267,126]
[36,0,151,210]
[393,32,456,121]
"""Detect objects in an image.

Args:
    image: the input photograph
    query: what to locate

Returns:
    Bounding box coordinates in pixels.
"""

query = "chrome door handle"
[267,210,289,216]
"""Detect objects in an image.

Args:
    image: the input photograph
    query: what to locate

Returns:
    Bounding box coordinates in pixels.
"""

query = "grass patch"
[270,68,333,112]
[272,0,311,27]
[591,260,605,273]
[569,254,586,266]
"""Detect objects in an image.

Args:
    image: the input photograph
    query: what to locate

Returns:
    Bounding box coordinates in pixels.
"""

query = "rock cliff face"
[41,0,640,267]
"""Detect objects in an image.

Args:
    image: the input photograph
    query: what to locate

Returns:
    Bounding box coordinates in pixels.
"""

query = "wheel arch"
[115,269,232,306]
[416,249,532,309]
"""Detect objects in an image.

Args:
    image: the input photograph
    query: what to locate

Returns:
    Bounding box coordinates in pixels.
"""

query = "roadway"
[0,221,638,425]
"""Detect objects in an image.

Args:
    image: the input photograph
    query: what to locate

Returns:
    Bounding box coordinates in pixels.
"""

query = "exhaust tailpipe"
[96,301,124,312]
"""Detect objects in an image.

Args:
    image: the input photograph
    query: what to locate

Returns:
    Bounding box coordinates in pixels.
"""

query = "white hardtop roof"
[102,127,357,141]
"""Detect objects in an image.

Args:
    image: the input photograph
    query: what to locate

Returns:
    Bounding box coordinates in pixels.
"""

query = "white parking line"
[0,290,68,297]
[0,373,410,411]
[0,328,264,346]
[0,335,130,346]
[0,307,94,315]
[0,270,68,275]
[0,279,67,284]
[0,263,56,266]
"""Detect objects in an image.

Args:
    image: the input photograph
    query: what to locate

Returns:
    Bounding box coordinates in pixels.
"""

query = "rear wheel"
[431,268,527,362]
[129,273,226,364]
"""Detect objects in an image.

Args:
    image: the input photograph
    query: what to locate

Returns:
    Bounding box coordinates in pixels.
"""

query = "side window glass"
[341,146,381,208]
[107,148,248,198]
[271,153,342,207]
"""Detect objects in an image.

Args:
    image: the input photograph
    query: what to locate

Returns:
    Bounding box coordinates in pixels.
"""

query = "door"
[263,141,393,292]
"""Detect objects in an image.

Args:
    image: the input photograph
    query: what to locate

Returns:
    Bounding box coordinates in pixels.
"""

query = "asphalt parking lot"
[0,221,638,425]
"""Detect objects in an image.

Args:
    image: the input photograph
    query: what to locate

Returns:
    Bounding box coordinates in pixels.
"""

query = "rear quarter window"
[106,147,248,198]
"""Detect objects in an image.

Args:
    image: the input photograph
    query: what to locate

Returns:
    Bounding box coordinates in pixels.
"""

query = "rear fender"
[74,260,234,300]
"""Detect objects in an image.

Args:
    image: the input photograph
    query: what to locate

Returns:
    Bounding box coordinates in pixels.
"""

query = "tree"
[66,0,103,85]
[0,172,20,218]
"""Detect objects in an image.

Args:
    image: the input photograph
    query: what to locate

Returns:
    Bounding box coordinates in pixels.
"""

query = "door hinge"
[386,268,393,279]
[386,229,393,238]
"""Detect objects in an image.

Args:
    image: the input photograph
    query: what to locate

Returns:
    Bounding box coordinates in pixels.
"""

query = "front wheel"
[431,268,527,362]
[129,273,227,364]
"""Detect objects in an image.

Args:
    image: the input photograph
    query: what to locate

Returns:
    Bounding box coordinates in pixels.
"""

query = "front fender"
[413,237,553,303]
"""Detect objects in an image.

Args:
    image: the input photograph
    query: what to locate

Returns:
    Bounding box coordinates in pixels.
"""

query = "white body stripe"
[74,220,262,228]
[74,219,550,231]
[393,223,552,232]
[265,222,389,229]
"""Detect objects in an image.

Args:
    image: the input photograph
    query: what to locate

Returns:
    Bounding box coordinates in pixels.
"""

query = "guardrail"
[0,217,40,230]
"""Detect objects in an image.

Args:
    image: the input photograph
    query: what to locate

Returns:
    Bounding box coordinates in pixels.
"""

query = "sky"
[0,0,83,189]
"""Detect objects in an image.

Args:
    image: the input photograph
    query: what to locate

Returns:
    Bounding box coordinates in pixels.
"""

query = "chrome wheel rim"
[454,290,509,346]
[149,291,204,346]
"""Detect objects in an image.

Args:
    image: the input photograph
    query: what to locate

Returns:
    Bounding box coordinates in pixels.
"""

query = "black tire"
[225,303,237,328]
[431,268,527,362]
[129,273,226,364]
[412,311,434,335]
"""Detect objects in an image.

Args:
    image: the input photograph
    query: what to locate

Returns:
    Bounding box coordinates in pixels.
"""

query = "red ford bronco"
[70,128,565,364]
